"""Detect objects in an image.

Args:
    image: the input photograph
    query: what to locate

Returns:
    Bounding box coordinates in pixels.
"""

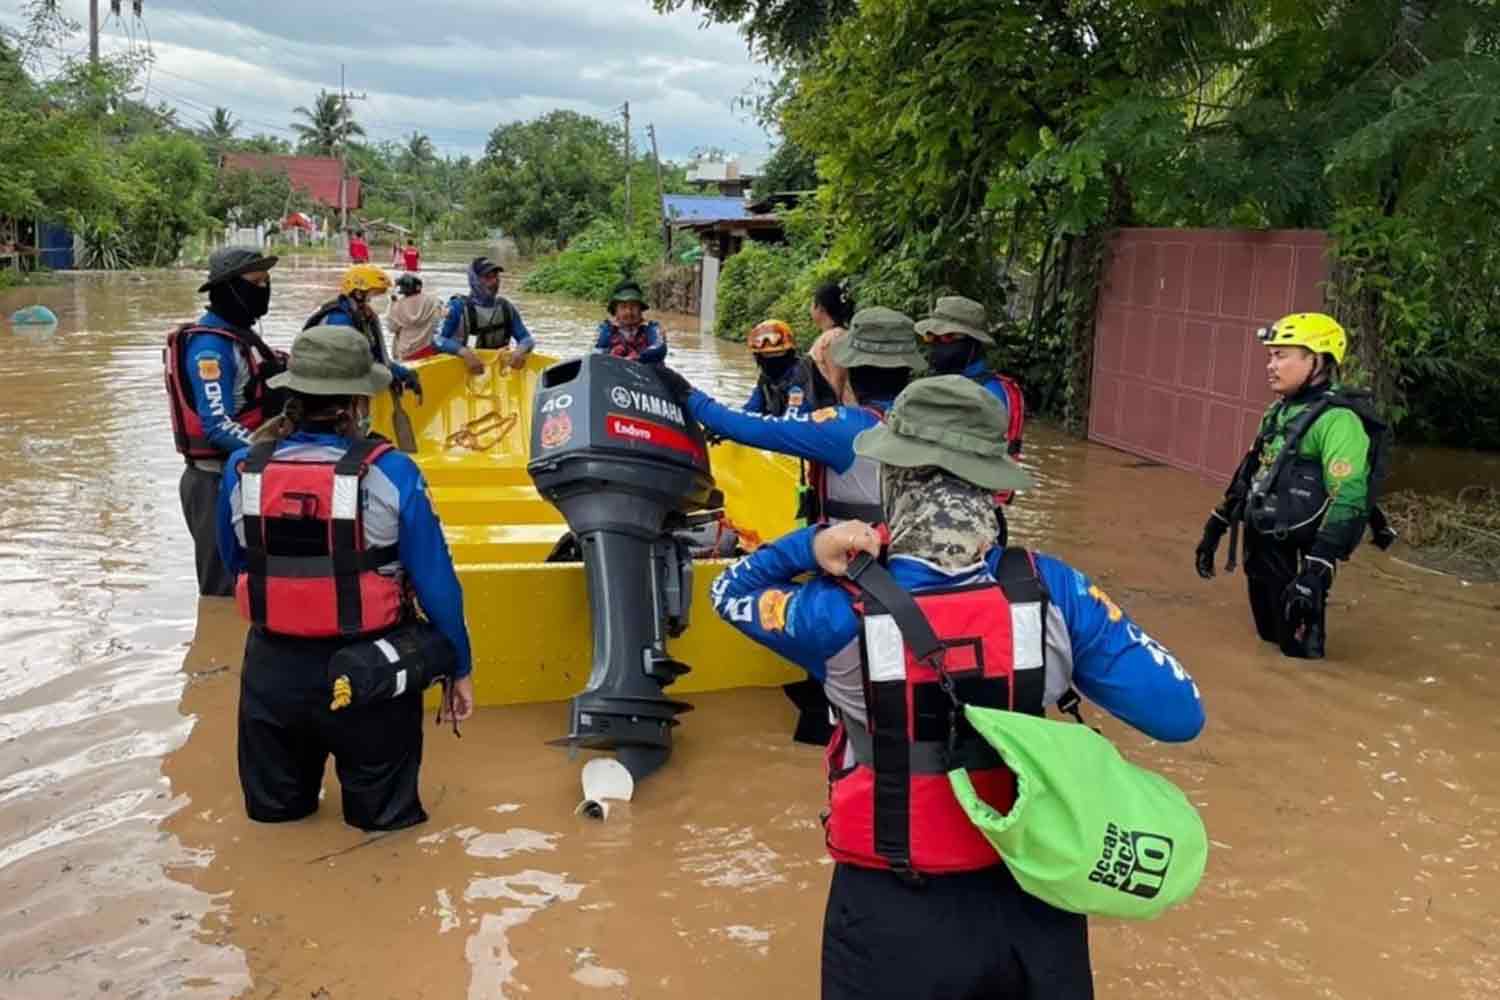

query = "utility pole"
[89,0,100,66]
[337,64,367,234]
[647,124,668,258]
[621,101,632,237]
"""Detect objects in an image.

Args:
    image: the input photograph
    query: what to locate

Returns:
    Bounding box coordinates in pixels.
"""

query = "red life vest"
[825,548,1048,876]
[234,437,407,639]
[163,323,284,461]
[401,247,420,271]
[349,238,369,263]
[977,373,1026,506]
[809,404,887,525]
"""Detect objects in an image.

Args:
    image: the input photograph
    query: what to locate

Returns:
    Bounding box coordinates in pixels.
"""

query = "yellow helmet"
[340,264,391,296]
[1257,312,1347,365]
[747,319,796,356]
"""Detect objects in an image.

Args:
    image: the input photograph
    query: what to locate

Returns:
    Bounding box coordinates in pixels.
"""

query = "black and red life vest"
[234,437,407,639]
[163,323,285,461]
[825,549,1048,876]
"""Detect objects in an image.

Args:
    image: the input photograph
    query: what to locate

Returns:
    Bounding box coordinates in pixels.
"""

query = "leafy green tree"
[469,110,625,249]
[650,0,857,60]
[754,138,817,196]
[291,90,364,156]
[120,132,214,265]
[204,107,238,144]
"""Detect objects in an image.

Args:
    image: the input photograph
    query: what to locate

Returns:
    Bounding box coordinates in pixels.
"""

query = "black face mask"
[209,277,271,328]
[756,352,799,381]
[929,340,977,375]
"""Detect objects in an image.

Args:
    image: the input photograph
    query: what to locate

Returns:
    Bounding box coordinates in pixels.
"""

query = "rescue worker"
[388,272,444,361]
[659,307,922,527]
[743,319,837,417]
[304,265,421,395]
[807,282,857,405]
[348,229,370,264]
[434,256,534,375]
[917,295,1028,542]
[710,376,1205,999]
[397,238,420,272]
[163,246,285,596]
[216,325,473,831]
[1195,313,1392,660]
[593,279,667,364]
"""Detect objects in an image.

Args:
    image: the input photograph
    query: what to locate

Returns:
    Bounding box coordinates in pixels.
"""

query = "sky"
[6,0,775,162]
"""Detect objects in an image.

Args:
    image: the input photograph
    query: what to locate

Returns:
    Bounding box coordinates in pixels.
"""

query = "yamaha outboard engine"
[527,355,719,782]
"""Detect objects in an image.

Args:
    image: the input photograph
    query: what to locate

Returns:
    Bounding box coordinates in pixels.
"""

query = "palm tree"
[404,131,435,168]
[290,90,364,156]
[205,106,238,144]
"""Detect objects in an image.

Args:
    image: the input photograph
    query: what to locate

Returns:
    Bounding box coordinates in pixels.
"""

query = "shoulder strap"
[846,553,944,666]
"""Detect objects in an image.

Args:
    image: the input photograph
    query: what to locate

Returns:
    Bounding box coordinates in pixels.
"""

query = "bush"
[713,242,803,341]
[522,219,662,305]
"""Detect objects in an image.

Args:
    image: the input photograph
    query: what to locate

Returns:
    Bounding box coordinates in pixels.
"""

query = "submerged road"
[2,246,1498,998]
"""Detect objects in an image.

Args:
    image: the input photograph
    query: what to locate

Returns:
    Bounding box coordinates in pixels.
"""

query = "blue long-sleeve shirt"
[593,320,667,364]
[711,526,1204,742]
[964,359,1011,426]
[687,389,889,473]
[182,310,262,456]
[433,295,535,356]
[217,432,474,677]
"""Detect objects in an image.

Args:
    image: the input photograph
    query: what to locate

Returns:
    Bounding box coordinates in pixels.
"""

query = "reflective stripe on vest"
[163,323,279,461]
[235,437,405,639]
[825,548,1048,876]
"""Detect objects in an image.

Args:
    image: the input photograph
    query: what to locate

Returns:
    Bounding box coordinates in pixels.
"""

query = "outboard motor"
[527,355,719,782]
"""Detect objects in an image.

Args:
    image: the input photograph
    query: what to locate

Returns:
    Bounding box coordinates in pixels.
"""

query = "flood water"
[3,245,1499,999]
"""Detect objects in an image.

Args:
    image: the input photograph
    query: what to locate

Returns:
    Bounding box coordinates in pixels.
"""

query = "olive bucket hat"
[267,325,392,397]
[198,245,279,292]
[915,295,995,345]
[854,375,1032,493]
[607,279,649,310]
[830,306,925,369]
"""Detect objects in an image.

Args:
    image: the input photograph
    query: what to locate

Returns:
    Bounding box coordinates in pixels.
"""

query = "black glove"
[656,366,695,406]
[1282,556,1333,627]
[1195,513,1228,580]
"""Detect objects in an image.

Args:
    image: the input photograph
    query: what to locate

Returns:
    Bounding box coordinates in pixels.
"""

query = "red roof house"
[219,153,362,210]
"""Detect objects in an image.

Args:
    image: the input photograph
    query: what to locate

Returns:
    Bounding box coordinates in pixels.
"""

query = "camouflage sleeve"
[1306,407,1371,560]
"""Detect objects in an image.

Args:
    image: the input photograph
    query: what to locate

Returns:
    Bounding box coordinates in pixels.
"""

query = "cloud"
[16,0,773,160]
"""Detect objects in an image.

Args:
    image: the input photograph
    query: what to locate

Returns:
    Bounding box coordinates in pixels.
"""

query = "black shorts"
[237,627,428,832]
[822,862,1093,1000]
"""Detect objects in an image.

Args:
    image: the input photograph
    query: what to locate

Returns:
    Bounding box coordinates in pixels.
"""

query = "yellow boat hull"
[370,351,804,706]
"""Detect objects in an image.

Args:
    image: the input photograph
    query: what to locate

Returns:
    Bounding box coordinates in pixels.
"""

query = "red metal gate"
[1088,228,1329,481]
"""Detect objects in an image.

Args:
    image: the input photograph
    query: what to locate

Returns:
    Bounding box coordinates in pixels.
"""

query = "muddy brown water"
[3,248,1499,999]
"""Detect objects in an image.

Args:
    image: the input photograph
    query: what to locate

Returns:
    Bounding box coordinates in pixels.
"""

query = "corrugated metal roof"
[219,154,361,210]
[662,194,750,224]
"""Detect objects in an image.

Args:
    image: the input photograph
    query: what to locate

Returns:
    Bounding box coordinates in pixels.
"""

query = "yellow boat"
[370,349,804,706]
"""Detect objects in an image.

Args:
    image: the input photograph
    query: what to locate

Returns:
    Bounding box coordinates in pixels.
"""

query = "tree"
[650,0,857,60]
[205,167,303,227]
[291,90,364,156]
[469,110,625,249]
[754,138,817,196]
[204,107,239,144]
[402,131,435,172]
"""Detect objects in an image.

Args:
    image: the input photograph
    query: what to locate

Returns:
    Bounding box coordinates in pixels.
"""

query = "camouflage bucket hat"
[915,295,994,345]
[267,325,392,397]
[830,306,924,369]
[854,375,1033,492]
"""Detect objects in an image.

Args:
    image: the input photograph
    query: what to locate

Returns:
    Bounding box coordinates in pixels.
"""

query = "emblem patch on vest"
[812,407,838,424]
[757,589,792,632]
[196,356,221,381]
[1328,458,1353,479]
[1088,585,1122,623]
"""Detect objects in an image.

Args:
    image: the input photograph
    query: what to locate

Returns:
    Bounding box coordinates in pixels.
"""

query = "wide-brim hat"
[199,246,279,292]
[914,295,994,344]
[267,324,392,397]
[854,375,1032,492]
[608,281,649,309]
[829,306,924,369]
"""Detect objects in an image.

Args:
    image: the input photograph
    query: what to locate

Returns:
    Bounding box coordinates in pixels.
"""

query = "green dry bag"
[949,705,1207,920]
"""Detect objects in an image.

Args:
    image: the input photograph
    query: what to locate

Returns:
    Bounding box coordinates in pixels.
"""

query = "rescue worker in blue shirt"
[711,376,1204,1000]
[659,306,923,527]
[163,246,286,596]
[917,295,1029,543]
[742,319,837,417]
[433,256,534,375]
[217,325,473,832]
[593,279,667,364]
[303,264,421,394]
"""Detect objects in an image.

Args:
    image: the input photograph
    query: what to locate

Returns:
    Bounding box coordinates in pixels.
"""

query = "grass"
[1383,487,1500,581]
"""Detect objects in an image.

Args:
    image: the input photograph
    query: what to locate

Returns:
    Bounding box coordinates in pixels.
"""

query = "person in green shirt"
[1194,313,1392,660]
